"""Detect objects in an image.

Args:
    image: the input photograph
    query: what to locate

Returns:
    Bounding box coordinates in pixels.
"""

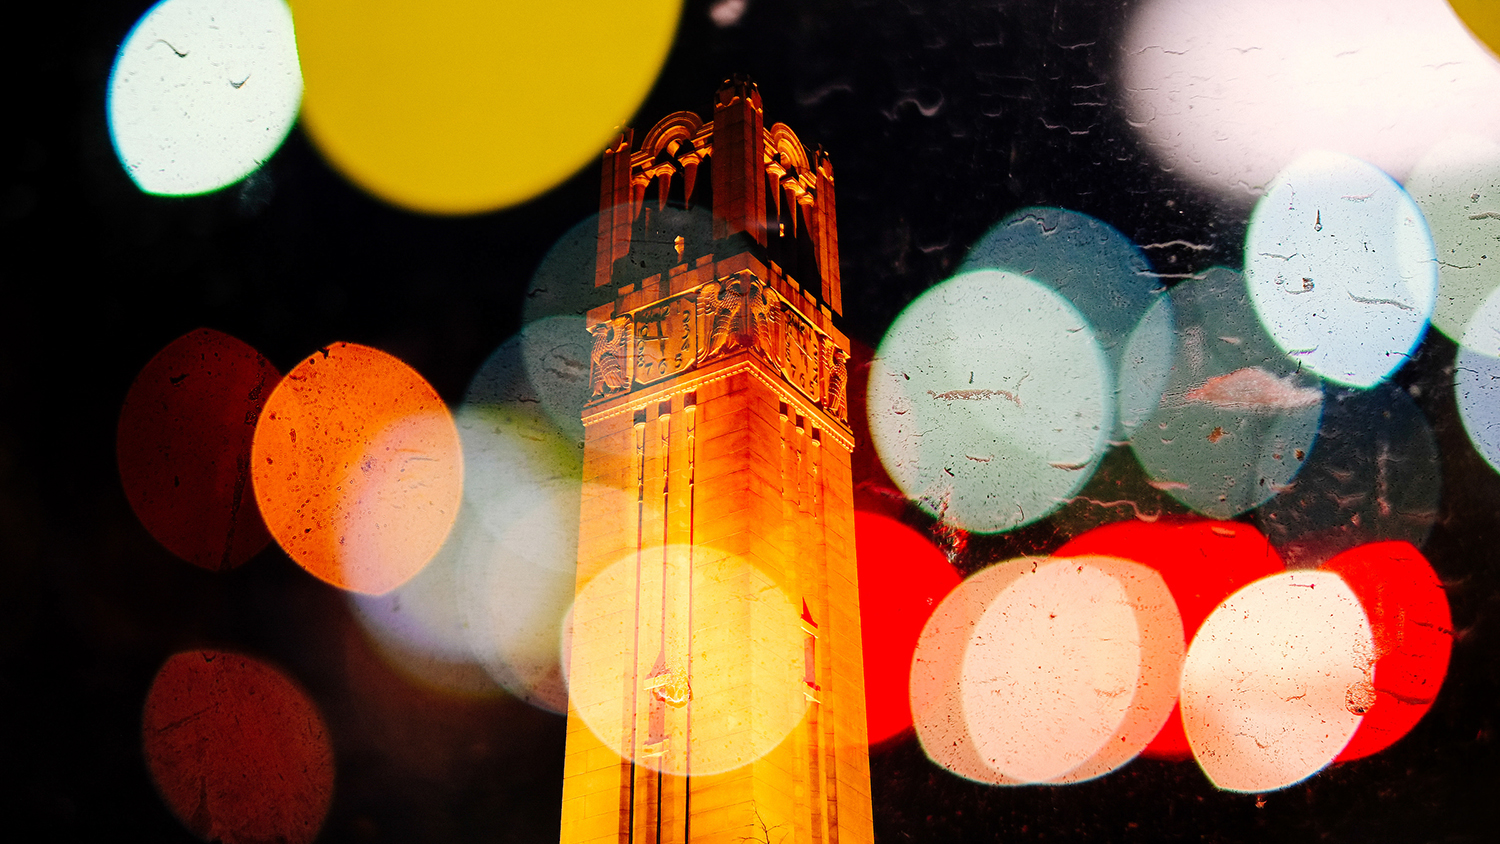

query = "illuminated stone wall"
[560,79,872,844]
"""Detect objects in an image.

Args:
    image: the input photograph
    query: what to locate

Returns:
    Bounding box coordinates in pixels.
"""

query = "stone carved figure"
[748,279,780,361]
[588,316,631,400]
[823,340,849,422]
[699,272,782,366]
[697,277,741,363]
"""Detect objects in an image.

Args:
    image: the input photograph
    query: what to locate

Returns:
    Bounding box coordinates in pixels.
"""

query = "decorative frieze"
[588,271,848,424]
[696,270,775,364]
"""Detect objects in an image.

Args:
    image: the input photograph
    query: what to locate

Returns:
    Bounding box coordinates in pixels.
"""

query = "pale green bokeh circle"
[1407,134,1500,346]
[868,270,1112,533]
[1128,267,1323,519]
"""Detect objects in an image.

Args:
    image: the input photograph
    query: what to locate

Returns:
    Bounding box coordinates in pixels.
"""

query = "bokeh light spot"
[455,479,625,714]
[518,316,594,446]
[291,1,682,214]
[460,330,586,552]
[1246,152,1437,388]
[961,207,1160,364]
[962,207,1170,441]
[252,343,463,595]
[1128,267,1322,518]
[913,557,1182,784]
[1120,0,1500,203]
[1055,517,1285,761]
[1117,296,1177,437]
[1181,570,1374,792]
[567,546,806,776]
[523,207,658,324]
[854,511,961,746]
[143,650,333,844]
[1406,134,1500,347]
[1322,542,1453,761]
[1455,285,1500,474]
[1450,0,1500,58]
[117,328,279,571]
[1255,384,1441,567]
[349,507,502,698]
[912,558,1042,784]
[868,270,1113,533]
[962,557,1182,784]
[452,327,612,712]
[108,0,301,196]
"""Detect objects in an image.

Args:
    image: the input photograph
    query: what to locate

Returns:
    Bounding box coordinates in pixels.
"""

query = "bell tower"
[560,78,872,844]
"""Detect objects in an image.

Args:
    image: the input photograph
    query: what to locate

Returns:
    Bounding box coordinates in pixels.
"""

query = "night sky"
[4,1,1499,841]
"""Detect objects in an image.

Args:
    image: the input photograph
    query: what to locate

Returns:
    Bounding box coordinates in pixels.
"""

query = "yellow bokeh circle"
[291,1,682,214]
[566,545,808,776]
[1450,1,1500,59]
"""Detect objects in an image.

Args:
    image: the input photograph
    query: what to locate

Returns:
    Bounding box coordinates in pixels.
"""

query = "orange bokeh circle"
[251,343,462,594]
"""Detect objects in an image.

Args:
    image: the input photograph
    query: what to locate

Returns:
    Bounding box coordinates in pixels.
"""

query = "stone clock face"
[632,294,697,386]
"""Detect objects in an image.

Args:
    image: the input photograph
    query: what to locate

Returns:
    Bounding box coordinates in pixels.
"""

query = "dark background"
[3,1,1497,841]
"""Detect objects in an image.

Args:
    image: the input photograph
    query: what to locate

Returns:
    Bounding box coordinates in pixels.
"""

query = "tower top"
[717,74,761,107]
[591,82,842,315]
[584,84,851,439]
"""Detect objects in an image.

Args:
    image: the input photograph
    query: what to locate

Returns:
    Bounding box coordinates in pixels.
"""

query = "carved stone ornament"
[595,269,847,423]
[588,316,632,400]
[697,275,744,363]
[633,293,697,387]
[645,666,692,707]
[822,339,849,423]
[780,303,820,402]
[748,278,781,362]
[696,271,783,365]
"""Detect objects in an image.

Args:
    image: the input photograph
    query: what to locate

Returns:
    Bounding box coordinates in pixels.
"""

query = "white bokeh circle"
[1119,0,1500,203]
[1245,152,1437,388]
[1181,570,1374,792]
[108,0,302,195]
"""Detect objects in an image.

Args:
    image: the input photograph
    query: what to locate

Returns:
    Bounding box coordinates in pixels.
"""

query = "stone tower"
[559,79,872,844]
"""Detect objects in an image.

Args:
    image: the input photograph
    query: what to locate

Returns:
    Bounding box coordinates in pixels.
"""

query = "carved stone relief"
[587,271,850,427]
[588,316,632,400]
[696,276,743,363]
[697,271,777,364]
[634,294,697,386]
[780,303,820,402]
[822,338,849,423]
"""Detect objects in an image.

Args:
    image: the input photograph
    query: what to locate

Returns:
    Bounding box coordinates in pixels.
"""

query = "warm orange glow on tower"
[560,78,872,844]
